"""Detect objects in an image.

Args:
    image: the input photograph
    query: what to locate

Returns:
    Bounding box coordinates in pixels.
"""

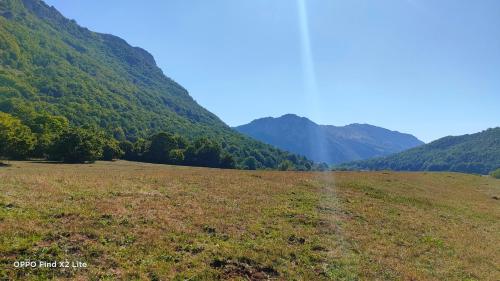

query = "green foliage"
[278,160,293,171]
[145,132,186,164]
[0,112,35,160]
[341,128,500,175]
[243,157,258,170]
[185,138,222,168]
[102,139,124,161]
[490,169,500,179]
[219,153,236,169]
[29,113,69,157]
[120,133,236,169]
[0,0,314,170]
[168,149,185,164]
[50,127,106,163]
[314,162,330,172]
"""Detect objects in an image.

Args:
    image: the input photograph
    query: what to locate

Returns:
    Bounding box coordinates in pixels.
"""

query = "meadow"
[0,161,498,280]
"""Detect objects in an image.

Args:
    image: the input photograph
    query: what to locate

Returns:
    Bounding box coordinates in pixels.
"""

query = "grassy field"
[0,161,498,280]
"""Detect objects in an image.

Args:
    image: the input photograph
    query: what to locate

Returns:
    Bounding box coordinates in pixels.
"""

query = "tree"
[491,168,500,179]
[144,133,187,163]
[28,113,69,157]
[112,127,126,141]
[168,149,185,164]
[50,127,106,163]
[278,160,293,171]
[315,162,330,172]
[243,156,258,170]
[0,112,35,160]
[220,153,236,169]
[102,139,124,161]
[185,138,222,168]
[132,138,148,160]
[119,140,135,160]
[194,138,222,167]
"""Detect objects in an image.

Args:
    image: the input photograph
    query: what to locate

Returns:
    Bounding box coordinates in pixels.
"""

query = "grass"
[0,161,499,280]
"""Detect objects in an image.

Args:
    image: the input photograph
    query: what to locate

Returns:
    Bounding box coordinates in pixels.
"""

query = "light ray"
[296,0,328,165]
[296,0,320,119]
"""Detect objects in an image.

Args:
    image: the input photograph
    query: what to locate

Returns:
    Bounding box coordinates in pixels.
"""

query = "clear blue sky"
[44,0,500,142]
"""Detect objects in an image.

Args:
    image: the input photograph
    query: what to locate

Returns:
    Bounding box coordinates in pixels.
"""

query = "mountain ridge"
[235,114,424,164]
[340,127,500,174]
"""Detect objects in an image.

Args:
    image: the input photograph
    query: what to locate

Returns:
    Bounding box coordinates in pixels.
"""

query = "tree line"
[0,111,325,171]
[0,111,233,168]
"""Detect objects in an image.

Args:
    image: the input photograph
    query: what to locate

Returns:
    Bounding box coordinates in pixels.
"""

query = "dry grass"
[0,161,498,280]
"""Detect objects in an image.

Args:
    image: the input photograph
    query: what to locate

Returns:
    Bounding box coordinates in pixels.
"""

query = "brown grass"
[0,161,498,280]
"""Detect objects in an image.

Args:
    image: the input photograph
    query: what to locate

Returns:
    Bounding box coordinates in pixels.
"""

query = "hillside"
[0,0,310,169]
[235,114,423,164]
[341,127,500,174]
[1,161,499,280]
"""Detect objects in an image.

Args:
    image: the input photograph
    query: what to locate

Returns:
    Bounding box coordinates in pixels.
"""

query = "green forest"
[340,128,500,175]
[0,0,316,170]
[0,110,319,170]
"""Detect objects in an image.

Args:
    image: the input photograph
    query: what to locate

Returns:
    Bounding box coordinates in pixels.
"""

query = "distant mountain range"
[235,114,424,164]
[340,127,500,174]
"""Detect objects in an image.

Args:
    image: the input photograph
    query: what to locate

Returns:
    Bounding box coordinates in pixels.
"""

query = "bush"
[490,168,500,179]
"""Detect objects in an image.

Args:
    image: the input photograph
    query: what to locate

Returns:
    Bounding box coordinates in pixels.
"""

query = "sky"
[44,0,500,142]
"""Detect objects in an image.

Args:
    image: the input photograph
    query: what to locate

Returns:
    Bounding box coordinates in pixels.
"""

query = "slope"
[0,0,311,169]
[341,127,500,174]
[235,114,424,164]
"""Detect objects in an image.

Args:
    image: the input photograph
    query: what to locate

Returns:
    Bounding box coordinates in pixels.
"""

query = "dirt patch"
[210,257,279,280]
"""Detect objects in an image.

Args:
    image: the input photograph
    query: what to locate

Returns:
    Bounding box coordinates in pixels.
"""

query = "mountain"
[235,114,424,164]
[0,0,312,169]
[340,128,500,174]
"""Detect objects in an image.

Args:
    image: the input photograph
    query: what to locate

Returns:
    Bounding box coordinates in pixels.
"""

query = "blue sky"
[44,0,500,142]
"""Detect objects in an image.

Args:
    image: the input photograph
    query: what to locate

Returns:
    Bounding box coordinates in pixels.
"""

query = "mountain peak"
[235,115,424,164]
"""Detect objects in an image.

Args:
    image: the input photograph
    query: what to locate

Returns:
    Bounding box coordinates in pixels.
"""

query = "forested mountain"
[0,0,313,169]
[340,128,500,174]
[235,114,424,164]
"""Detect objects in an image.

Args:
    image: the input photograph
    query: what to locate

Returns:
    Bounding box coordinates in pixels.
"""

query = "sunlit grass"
[0,161,498,280]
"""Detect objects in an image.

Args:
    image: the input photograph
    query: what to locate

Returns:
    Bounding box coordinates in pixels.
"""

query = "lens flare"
[296,0,329,165]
